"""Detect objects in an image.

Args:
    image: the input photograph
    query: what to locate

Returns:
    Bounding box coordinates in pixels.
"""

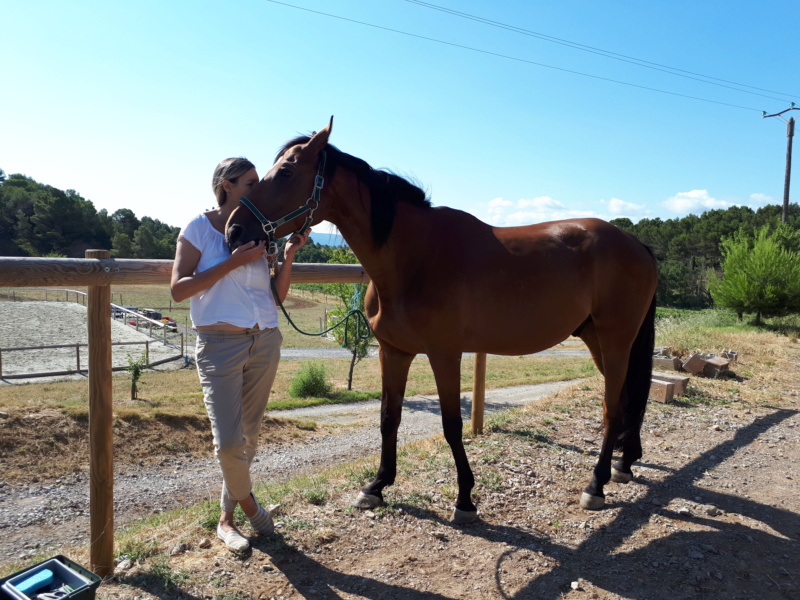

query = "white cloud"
[475,195,601,226]
[663,189,729,215]
[607,197,644,215]
[748,193,773,207]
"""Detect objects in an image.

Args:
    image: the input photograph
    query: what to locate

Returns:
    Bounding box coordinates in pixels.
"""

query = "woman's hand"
[284,229,312,260]
[231,240,267,266]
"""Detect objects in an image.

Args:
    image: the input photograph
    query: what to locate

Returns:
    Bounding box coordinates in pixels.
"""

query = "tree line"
[2,169,798,319]
[0,172,179,259]
[610,204,800,310]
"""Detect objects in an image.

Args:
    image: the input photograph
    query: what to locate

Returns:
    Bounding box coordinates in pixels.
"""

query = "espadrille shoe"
[217,524,250,552]
[248,496,275,536]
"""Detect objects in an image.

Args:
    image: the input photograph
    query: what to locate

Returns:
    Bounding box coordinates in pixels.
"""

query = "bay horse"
[226,118,658,523]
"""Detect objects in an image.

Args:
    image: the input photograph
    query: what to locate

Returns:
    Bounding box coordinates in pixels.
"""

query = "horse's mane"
[276,136,431,247]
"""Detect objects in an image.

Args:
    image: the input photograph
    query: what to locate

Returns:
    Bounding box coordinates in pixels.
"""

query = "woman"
[171,157,310,551]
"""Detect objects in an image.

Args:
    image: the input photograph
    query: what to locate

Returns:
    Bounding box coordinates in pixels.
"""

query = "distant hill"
[310,231,347,247]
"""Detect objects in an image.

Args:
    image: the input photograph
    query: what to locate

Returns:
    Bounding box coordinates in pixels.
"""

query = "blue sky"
[2,0,799,240]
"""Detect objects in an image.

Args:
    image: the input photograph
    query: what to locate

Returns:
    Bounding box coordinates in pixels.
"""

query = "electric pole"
[763,103,799,224]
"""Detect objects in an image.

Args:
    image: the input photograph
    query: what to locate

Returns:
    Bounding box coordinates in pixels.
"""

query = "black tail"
[620,293,656,436]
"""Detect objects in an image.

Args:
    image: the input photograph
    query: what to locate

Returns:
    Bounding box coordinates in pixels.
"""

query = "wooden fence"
[0,254,486,577]
[0,336,184,379]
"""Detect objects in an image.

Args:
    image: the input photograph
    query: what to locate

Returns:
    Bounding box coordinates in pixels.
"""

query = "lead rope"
[269,271,371,346]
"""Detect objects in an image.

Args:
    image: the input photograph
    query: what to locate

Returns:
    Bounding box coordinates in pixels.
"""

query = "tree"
[709,225,800,324]
[325,247,374,390]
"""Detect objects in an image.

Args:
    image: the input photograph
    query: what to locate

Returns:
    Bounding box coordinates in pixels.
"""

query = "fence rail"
[0,334,184,379]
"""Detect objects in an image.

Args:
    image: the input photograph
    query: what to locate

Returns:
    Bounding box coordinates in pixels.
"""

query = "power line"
[263,0,764,112]
[404,0,798,103]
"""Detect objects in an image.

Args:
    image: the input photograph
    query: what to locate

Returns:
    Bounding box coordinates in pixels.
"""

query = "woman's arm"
[272,230,311,303]
[170,237,267,303]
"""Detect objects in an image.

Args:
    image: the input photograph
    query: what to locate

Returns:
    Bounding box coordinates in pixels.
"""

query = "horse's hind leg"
[428,352,478,524]
[580,345,628,511]
[354,344,414,510]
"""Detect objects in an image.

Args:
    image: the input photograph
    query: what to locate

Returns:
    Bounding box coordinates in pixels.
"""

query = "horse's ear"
[307,117,333,155]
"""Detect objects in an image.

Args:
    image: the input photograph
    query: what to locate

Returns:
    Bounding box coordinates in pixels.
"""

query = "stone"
[651,372,690,396]
[703,356,730,378]
[653,356,682,371]
[682,353,708,375]
[649,379,676,403]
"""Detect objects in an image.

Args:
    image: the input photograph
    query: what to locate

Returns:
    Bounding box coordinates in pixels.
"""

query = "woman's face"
[225,168,259,203]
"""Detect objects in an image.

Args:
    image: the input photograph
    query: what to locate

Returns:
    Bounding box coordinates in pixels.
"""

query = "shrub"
[289,362,332,398]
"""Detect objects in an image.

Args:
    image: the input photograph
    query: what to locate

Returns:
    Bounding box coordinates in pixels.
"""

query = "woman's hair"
[212,157,256,206]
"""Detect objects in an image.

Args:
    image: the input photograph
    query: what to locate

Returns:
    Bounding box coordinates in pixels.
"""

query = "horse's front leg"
[428,352,478,524]
[353,344,414,510]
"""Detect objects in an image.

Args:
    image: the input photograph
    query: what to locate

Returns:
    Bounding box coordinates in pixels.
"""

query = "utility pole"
[763,104,799,224]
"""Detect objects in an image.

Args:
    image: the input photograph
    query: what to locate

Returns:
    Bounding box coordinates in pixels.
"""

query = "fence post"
[76,343,81,373]
[471,352,487,436]
[85,249,114,577]
[145,341,150,365]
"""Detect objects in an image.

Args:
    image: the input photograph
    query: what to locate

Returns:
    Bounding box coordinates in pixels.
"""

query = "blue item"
[14,568,54,595]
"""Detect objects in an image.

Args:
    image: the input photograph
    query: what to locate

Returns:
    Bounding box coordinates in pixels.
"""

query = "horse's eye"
[279,167,293,179]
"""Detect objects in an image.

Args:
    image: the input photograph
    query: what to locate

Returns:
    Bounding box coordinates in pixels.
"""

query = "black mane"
[276,136,431,247]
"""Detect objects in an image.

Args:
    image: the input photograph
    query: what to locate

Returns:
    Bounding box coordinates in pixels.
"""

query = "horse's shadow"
[257,407,798,600]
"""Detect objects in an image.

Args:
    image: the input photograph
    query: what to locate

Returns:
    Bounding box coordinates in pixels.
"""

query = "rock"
[114,559,133,574]
[649,379,675,403]
[199,537,212,549]
[704,505,722,516]
[171,542,188,556]
[689,551,704,560]
[571,581,580,590]
[682,353,708,375]
[703,357,730,378]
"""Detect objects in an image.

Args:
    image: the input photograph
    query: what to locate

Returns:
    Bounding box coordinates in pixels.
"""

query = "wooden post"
[76,343,81,373]
[471,352,487,435]
[86,249,114,577]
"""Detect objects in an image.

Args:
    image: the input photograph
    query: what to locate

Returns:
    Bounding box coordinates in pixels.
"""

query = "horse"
[226,118,658,524]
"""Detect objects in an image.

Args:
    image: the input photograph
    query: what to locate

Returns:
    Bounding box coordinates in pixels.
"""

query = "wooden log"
[0,258,369,287]
[86,250,114,577]
[471,352,487,435]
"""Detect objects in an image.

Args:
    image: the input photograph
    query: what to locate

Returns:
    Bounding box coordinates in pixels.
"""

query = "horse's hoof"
[579,492,605,510]
[452,508,479,525]
[611,467,633,484]
[353,491,383,509]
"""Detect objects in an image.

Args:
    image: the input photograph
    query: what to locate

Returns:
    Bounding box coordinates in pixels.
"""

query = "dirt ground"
[1,301,799,600]
[91,378,800,599]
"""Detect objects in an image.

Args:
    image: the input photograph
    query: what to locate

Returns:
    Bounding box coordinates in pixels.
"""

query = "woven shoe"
[217,524,250,552]
[248,496,275,536]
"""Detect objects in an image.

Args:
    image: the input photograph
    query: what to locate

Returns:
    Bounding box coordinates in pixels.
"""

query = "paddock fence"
[0,335,184,380]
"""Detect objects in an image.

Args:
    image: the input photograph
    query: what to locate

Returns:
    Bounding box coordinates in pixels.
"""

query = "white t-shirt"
[179,213,279,329]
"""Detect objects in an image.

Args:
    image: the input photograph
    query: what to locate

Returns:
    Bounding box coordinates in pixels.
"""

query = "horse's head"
[225,117,333,252]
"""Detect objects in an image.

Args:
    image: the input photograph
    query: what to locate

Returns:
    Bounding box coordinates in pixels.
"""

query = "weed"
[298,475,330,505]
[143,556,189,588]
[478,470,504,491]
[118,538,160,562]
[486,411,514,431]
[216,592,251,600]
[288,361,332,398]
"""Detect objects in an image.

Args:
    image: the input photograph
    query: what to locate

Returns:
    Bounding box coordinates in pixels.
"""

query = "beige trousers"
[195,326,282,512]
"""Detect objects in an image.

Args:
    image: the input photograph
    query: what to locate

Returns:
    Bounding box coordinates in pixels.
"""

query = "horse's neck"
[330,192,433,292]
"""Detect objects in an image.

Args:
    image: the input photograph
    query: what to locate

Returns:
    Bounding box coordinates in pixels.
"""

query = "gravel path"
[0,379,583,563]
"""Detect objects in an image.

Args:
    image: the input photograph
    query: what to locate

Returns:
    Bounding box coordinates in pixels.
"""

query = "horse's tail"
[620,292,657,437]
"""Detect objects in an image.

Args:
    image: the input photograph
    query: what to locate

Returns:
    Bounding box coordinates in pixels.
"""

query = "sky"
[2,0,799,242]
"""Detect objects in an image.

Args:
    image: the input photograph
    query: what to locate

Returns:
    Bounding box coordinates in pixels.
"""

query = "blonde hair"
[212,157,256,206]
